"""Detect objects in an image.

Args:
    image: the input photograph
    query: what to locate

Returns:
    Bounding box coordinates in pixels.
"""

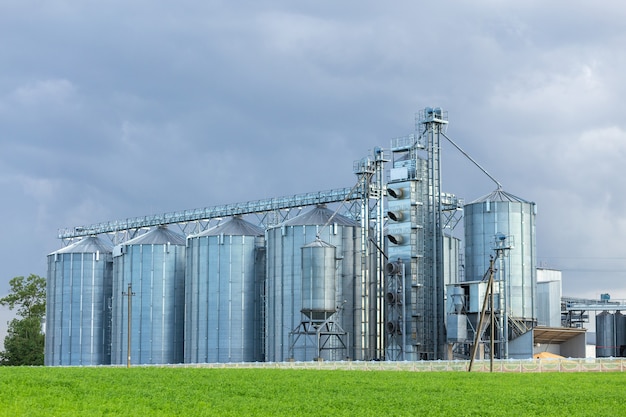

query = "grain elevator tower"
[385,107,450,360]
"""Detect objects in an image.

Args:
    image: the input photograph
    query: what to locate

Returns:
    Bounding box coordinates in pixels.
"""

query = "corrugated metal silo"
[443,235,461,287]
[185,216,265,363]
[111,226,185,365]
[265,205,361,362]
[596,311,616,357]
[45,236,113,366]
[464,189,537,323]
[301,239,337,321]
[615,311,626,357]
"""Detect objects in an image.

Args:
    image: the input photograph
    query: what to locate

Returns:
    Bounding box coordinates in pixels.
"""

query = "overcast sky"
[2,1,626,337]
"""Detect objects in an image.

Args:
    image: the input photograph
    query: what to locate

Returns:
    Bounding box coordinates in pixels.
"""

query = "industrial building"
[45,107,621,366]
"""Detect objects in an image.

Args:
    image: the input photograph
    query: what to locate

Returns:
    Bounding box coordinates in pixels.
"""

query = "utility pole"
[122,283,135,368]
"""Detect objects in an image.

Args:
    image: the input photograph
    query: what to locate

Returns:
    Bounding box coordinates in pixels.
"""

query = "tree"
[0,274,46,366]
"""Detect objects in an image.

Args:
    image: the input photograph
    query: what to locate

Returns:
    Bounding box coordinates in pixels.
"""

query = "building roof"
[470,188,531,204]
[194,216,264,237]
[123,226,186,246]
[533,326,587,344]
[280,205,357,227]
[50,236,113,255]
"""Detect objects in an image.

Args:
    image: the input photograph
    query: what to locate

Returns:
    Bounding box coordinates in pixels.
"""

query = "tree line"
[0,274,46,366]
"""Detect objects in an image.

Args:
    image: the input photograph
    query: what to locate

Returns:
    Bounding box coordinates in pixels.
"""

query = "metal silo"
[596,311,616,358]
[464,189,537,324]
[111,226,185,365]
[301,239,337,321]
[616,311,626,357]
[265,205,361,362]
[45,236,113,366]
[185,216,265,363]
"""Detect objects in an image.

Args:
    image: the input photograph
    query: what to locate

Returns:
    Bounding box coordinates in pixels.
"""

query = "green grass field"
[0,367,624,416]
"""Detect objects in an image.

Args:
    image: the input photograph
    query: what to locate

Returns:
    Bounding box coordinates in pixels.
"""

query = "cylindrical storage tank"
[301,239,337,321]
[596,311,616,358]
[45,236,113,366]
[443,235,461,287]
[464,189,536,323]
[185,216,265,364]
[615,311,626,357]
[265,205,361,362]
[111,226,185,365]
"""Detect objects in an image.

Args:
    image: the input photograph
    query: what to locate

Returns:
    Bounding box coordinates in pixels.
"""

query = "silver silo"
[265,205,361,362]
[596,311,616,358]
[616,311,626,357]
[301,239,337,321]
[111,226,185,365]
[45,236,113,366]
[185,216,265,363]
[464,189,537,323]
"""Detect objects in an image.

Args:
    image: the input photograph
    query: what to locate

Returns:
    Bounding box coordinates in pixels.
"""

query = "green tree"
[0,274,46,366]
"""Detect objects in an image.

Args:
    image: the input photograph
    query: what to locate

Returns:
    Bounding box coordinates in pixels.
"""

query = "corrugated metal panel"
[596,311,616,358]
[281,205,357,227]
[195,216,264,237]
[124,225,186,245]
[615,312,626,357]
[470,189,531,204]
[185,216,265,363]
[45,236,113,366]
[301,240,337,320]
[265,206,361,362]
[463,191,536,322]
[111,227,185,365]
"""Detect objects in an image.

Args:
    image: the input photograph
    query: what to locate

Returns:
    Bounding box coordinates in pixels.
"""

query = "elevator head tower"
[385,107,449,360]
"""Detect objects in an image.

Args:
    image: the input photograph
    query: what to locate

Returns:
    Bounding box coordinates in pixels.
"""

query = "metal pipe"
[441,132,502,190]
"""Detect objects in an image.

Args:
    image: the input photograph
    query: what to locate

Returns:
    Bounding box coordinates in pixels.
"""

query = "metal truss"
[58,187,361,242]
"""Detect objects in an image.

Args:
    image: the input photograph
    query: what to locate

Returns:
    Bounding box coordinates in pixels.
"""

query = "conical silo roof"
[469,188,531,204]
[49,236,113,255]
[281,205,357,227]
[194,216,264,237]
[302,238,336,249]
[123,226,186,245]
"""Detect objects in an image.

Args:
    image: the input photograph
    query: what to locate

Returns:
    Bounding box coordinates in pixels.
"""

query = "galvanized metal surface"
[301,240,337,320]
[185,217,265,363]
[464,190,537,322]
[45,236,113,366]
[265,206,361,362]
[385,154,431,360]
[536,272,562,327]
[111,227,186,365]
[59,188,359,239]
[596,311,616,358]
[616,312,626,357]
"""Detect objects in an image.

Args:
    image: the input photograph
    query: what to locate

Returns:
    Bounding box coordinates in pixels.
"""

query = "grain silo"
[185,216,265,363]
[596,311,616,358]
[45,236,113,366]
[111,226,185,365]
[616,311,626,357]
[464,189,537,324]
[265,205,362,362]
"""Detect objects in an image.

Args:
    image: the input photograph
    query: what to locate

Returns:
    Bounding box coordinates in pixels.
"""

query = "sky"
[1,1,626,340]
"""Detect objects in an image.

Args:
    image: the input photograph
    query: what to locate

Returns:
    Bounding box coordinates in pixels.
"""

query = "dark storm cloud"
[1,0,625,316]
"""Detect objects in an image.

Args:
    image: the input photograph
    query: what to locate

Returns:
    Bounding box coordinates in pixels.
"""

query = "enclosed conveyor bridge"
[58,187,361,242]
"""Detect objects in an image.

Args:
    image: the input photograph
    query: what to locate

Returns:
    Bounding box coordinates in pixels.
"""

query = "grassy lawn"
[0,367,624,416]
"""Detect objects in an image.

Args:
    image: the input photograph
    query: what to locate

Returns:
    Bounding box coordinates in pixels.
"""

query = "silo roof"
[194,216,264,237]
[302,238,336,248]
[123,226,186,246]
[470,188,532,204]
[50,236,113,255]
[280,205,357,227]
